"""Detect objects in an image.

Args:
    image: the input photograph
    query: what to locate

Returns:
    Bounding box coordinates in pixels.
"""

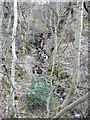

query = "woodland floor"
[0,32,88,118]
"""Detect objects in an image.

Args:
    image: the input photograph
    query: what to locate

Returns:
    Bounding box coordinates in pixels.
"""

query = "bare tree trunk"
[60,1,83,110]
[0,0,3,75]
[50,9,53,35]
[74,1,83,83]
[47,2,59,118]
[50,2,59,81]
[0,0,3,118]
[9,0,17,117]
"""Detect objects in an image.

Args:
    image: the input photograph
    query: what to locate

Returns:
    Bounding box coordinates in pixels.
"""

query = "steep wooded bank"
[0,1,89,118]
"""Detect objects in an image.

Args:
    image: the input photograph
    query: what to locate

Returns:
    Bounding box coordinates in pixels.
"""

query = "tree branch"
[53,92,89,118]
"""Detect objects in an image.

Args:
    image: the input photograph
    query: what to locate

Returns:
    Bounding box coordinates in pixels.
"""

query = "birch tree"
[9,0,18,117]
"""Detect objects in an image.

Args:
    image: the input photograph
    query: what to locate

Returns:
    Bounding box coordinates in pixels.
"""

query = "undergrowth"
[25,75,55,109]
